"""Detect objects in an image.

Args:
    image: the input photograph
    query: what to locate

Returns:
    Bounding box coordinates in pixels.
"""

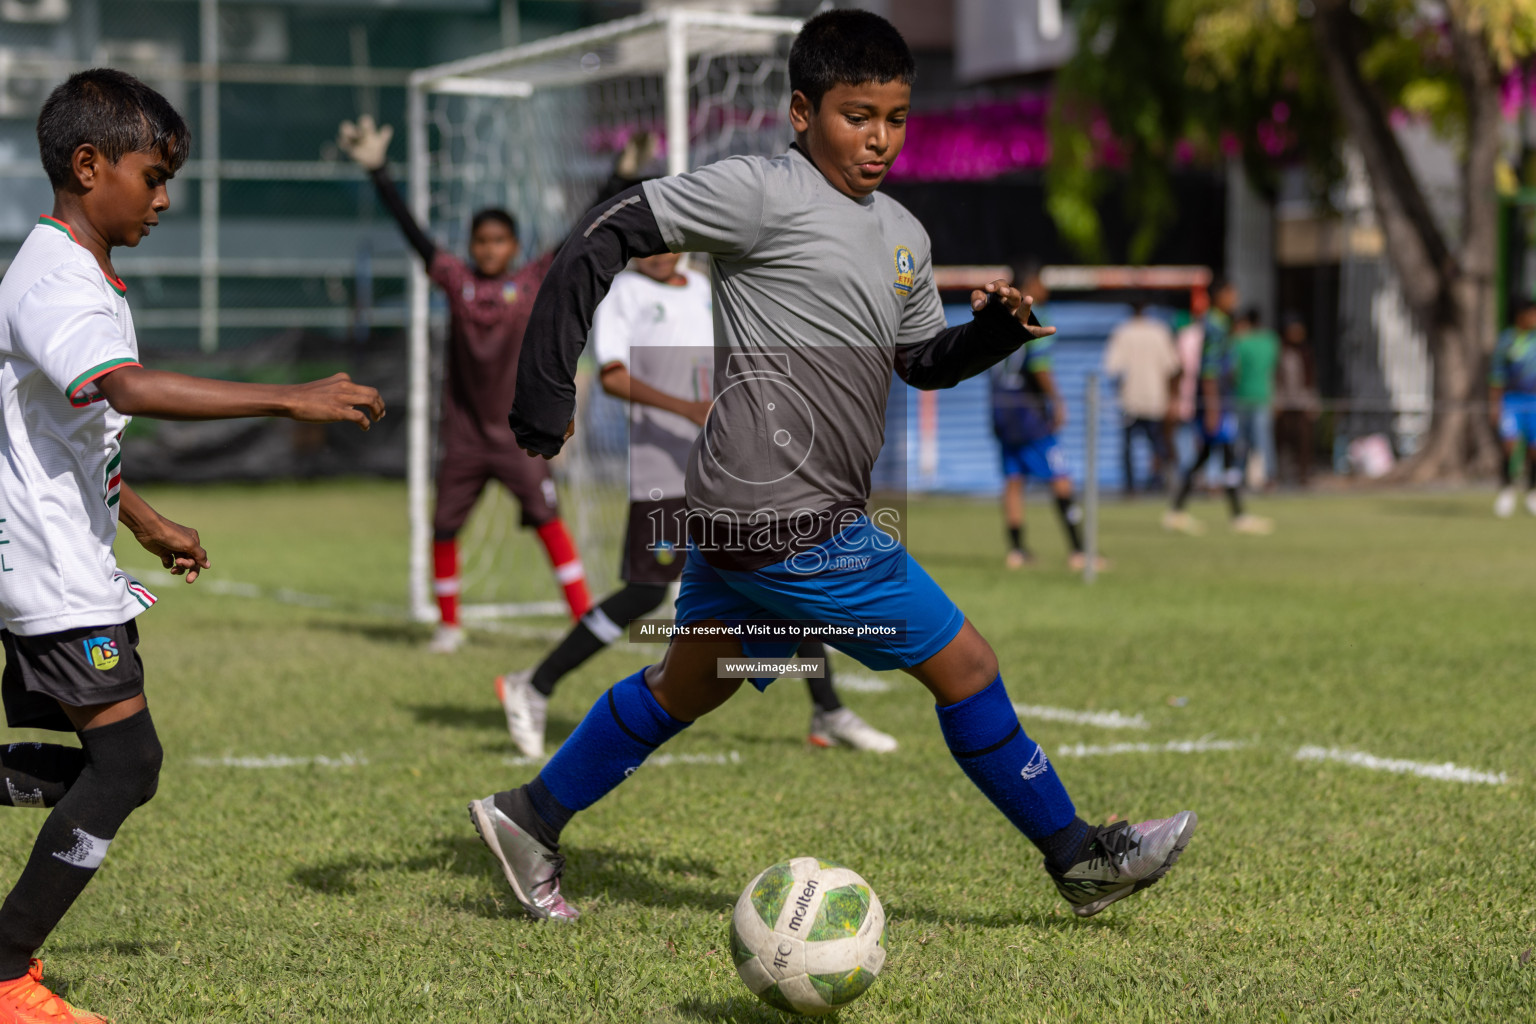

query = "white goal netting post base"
[405,9,802,623]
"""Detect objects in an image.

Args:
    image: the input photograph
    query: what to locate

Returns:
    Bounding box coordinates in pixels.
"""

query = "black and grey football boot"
[1046,811,1198,917]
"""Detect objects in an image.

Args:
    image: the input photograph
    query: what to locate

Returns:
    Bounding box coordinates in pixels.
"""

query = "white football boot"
[1160,510,1206,535]
[495,670,548,759]
[1495,487,1517,518]
[427,624,465,654]
[808,708,898,753]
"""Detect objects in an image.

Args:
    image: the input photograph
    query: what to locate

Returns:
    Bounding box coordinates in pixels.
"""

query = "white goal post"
[405,9,802,623]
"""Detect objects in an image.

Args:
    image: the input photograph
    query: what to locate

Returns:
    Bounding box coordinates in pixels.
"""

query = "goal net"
[405,9,801,623]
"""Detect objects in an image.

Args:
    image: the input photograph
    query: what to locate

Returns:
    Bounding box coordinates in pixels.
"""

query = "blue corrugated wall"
[886,302,1162,495]
[581,301,1166,496]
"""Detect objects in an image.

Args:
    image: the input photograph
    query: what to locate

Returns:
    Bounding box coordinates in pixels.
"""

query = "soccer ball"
[728,857,886,1016]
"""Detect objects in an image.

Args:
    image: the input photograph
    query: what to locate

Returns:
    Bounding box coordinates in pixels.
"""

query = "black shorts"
[623,498,689,584]
[1,621,145,732]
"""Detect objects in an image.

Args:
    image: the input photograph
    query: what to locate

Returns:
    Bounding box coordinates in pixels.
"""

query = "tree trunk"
[1394,5,1504,480]
[1314,0,1503,481]
[1397,299,1497,482]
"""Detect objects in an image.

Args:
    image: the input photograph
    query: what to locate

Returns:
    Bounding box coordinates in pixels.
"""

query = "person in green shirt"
[1232,307,1280,486]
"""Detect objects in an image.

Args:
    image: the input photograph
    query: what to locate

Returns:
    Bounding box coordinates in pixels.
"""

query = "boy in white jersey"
[0,70,383,1023]
[494,251,897,757]
[469,11,1196,935]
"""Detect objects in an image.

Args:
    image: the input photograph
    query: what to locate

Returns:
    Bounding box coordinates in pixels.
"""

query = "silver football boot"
[468,796,579,921]
[1047,811,1198,917]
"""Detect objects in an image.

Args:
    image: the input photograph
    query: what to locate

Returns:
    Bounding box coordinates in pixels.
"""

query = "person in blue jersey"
[1491,298,1536,518]
[989,264,1100,571]
[1163,276,1274,536]
[463,10,1196,927]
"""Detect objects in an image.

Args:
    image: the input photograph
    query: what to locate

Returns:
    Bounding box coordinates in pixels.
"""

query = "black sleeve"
[369,167,436,265]
[508,185,671,456]
[893,298,1040,391]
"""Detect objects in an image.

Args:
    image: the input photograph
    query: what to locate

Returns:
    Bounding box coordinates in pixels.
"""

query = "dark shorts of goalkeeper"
[433,440,558,535]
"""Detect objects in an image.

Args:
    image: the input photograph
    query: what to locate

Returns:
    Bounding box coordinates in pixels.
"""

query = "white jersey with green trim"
[0,216,154,636]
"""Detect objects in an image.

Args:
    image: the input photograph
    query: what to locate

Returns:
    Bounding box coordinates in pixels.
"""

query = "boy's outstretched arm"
[894,281,1055,391]
[508,187,671,458]
[117,482,210,583]
[96,367,385,429]
[337,116,436,265]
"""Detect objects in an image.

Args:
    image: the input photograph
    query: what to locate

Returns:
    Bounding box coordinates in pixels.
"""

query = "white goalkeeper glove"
[337,115,394,172]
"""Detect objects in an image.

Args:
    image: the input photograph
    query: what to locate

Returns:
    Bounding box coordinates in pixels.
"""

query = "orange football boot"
[0,961,106,1023]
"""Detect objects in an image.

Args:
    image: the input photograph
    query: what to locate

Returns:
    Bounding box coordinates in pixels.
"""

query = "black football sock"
[1054,495,1084,554]
[798,642,841,712]
[1007,525,1024,552]
[530,583,669,696]
[1038,816,1094,874]
[0,710,161,980]
[1173,441,1212,512]
[530,623,601,697]
[1499,453,1513,487]
[1526,451,1536,489]
[1223,446,1246,517]
[0,743,86,808]
[494,777,570,851]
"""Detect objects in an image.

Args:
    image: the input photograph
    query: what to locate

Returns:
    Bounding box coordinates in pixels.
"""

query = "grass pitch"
[2,482,1532,1022]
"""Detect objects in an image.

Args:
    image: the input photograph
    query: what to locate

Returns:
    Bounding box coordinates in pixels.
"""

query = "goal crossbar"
[409,10,804,95]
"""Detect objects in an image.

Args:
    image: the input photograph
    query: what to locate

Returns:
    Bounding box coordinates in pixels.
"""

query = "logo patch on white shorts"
[52,828,111,870]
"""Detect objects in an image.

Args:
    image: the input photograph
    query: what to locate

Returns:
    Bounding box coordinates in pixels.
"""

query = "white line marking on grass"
[649,750,742,767]
[502,750,742,769]
[836,674,893,693]
[1013,704,1150,730]
[1295,746,1510,785]
[192,754,368,769]
[1056,737,1248,758]
[133,569,404,618]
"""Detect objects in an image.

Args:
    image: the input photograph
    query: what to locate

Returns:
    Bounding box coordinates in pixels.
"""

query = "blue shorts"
[1000,437,1069,481]
[1499,395,1536,443]
[674,517,966,690]
[1202,411,1239,445]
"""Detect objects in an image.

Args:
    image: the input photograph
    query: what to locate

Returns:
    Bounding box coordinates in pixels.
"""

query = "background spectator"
[1103,297,1181,492]
[1232,307,1281,487]
[1274,314,1321,487]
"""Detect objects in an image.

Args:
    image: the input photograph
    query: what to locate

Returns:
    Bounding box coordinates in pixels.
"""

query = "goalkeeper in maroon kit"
[338,115,594,652]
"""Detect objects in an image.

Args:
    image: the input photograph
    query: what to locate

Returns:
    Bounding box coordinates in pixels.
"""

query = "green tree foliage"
[1048,0,1534,262]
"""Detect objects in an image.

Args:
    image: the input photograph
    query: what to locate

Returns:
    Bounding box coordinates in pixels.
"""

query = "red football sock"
[536,519,591,620]
[433,538,460,628]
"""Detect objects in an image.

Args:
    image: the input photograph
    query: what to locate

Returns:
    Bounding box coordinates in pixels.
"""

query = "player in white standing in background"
[495,249,897,757]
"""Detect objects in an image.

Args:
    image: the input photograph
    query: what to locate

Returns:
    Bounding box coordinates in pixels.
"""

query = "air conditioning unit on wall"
[1,0,70,24]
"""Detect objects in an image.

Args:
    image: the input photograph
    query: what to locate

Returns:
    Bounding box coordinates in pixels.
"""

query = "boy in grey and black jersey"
[492,250,897,759]
[469,11,1196,929]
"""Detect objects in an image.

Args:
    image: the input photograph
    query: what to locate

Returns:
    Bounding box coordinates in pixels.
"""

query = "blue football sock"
[936,676,1080,844]
[535,667,689,816]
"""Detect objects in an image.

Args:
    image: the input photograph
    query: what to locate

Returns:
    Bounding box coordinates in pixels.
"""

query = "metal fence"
[0,0,538,355]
